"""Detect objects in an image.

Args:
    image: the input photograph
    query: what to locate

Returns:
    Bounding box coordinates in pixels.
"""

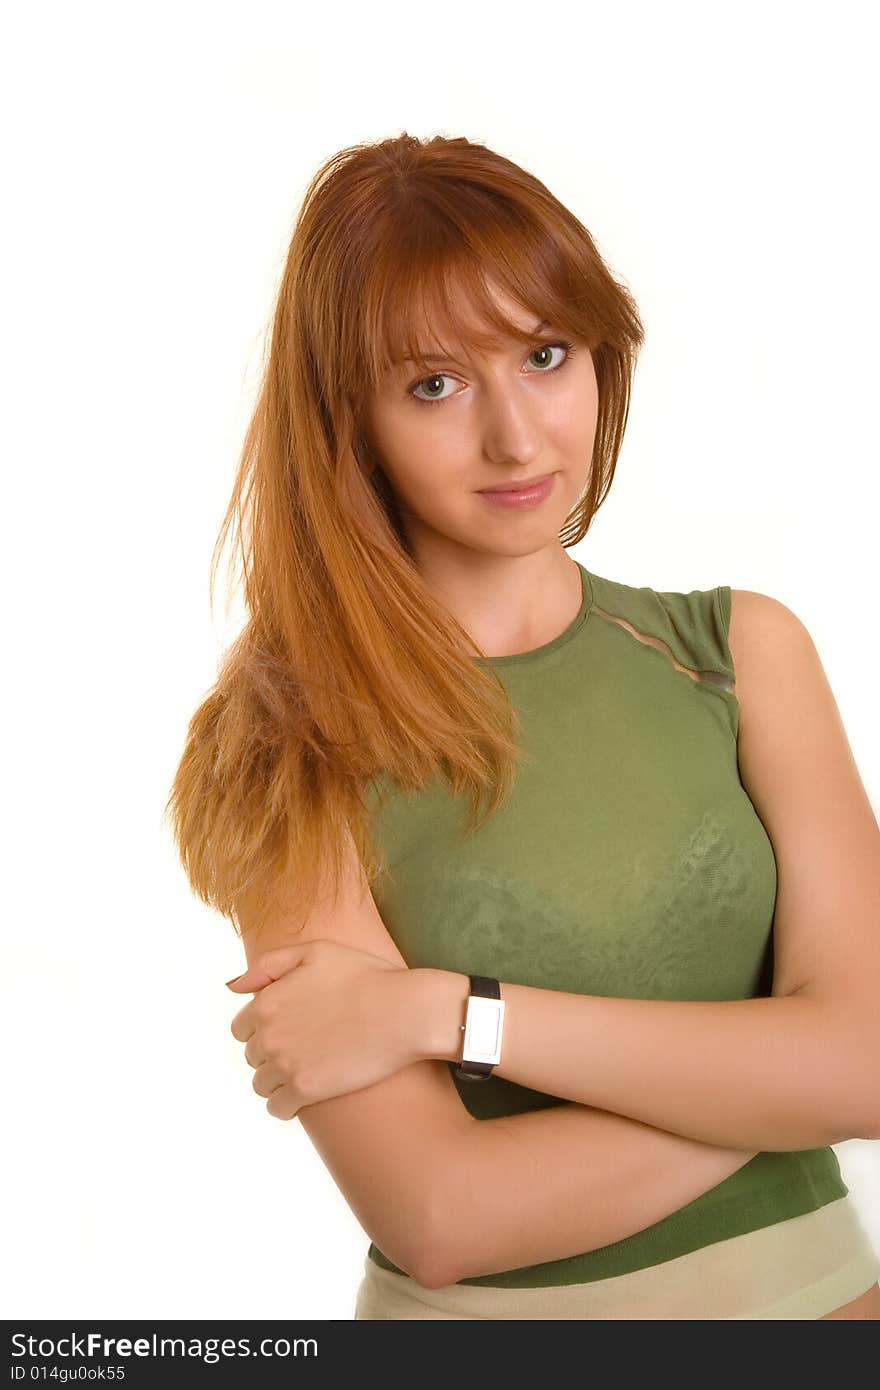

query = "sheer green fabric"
[364,561,847,1288]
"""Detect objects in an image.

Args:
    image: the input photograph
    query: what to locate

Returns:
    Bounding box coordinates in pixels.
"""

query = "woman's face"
[362,282,599,564]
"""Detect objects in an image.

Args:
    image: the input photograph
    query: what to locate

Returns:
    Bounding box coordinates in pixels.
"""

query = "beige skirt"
[354,1194,880,1320]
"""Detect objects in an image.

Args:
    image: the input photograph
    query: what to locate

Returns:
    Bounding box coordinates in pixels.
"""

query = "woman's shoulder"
[584,566,736,686]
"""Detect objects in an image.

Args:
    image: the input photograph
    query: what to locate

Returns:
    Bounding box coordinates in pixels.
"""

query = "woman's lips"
[476,473,556,508]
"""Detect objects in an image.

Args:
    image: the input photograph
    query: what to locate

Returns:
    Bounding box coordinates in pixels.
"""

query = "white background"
[3,0,877,1319]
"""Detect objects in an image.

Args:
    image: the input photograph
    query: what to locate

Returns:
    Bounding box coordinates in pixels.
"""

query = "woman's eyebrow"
[402,320,551,367]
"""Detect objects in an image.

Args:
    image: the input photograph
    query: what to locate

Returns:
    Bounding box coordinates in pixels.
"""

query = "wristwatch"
[453,975,505,1081]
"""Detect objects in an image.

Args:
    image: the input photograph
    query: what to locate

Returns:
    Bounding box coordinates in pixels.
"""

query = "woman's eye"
[408,340,574,406]
[526,342,568,372]
[410,372,455,405]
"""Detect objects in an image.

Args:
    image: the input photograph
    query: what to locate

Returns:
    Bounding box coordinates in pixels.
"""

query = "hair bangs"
[359,204,598,395]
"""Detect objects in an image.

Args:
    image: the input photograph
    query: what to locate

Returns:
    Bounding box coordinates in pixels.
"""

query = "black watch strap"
[454,975,501,1082]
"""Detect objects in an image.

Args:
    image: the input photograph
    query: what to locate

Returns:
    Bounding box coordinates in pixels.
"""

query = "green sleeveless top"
[364,560,848,1289]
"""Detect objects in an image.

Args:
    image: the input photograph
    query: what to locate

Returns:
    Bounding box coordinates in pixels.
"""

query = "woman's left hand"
[227,939,419,1120]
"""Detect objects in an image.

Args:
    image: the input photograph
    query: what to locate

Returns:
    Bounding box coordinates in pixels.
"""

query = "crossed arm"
[412,969,880,1152]
[235,591,880,1285]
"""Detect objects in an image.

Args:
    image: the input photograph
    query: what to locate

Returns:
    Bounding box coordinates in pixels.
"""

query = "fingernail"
[225,973,244,987]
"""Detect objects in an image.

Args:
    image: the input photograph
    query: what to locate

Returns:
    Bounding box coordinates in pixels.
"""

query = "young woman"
[166,132,880,1319]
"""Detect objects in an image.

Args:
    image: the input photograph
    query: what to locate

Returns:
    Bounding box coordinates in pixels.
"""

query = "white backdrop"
[3,0,877,1320]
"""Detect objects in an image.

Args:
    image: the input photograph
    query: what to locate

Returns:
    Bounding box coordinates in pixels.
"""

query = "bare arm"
[233,834,755,1290]
[299,1066,756,1290]
[418,969,877,1152]
[418,1098,756,1287]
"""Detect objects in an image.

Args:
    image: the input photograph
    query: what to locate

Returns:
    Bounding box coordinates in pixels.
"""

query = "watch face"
[463,996,504,1065]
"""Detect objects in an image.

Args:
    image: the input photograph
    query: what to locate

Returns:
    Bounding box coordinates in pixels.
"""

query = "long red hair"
[164,131,645,940]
